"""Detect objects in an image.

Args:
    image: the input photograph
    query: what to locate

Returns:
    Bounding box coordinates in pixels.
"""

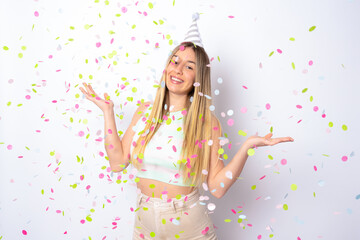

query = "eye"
[187,66,193,70]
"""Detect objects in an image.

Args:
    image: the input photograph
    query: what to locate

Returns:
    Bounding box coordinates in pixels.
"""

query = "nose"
[174,62,183,74]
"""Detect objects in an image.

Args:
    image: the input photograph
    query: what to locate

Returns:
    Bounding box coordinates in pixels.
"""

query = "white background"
[0,0,359,239]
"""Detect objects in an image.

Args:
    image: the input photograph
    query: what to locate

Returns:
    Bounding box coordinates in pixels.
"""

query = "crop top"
[130,104,192,187]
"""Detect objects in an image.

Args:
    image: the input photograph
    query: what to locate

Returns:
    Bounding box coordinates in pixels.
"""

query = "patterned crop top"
[130,104,191,187]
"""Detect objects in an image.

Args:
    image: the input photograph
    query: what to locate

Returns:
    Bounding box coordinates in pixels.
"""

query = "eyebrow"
[173,55,196,65]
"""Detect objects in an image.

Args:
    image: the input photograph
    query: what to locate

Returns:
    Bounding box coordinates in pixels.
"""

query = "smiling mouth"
[170,76,184,83]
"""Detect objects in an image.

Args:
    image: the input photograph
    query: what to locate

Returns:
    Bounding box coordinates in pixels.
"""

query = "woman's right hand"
[79,82,114,113]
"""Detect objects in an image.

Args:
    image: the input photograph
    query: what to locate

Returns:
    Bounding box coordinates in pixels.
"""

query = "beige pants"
[133,187,218,240]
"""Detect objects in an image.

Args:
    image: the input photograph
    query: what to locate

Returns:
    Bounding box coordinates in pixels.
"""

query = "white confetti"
[225,171,233,179]
[207,203,216,211]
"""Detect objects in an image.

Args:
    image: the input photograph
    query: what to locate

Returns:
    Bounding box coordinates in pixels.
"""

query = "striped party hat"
[183,13,203,47]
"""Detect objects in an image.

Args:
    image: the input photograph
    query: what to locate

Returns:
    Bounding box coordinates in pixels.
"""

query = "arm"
[104,102,150,172]
[207,119,294,198]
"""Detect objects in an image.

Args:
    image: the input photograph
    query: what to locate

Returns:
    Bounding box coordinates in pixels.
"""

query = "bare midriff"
[136,177,195,199]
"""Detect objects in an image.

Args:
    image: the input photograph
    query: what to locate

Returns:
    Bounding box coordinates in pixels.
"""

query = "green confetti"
[150,232,155,237]
[291,62,295,69]
[269,234,274,238]
[309,26,316,32]
[290,184,297,191]
[104,0,109,5]
[302,88,308,93]
[175,234,180,238]
[283,204,288,210]
[289,37,295,41]
[21,46,27,51]
[159,19,164,25]
[218,148,224,154]
[238,130,247,136]
[132,24,136,29]
[342,124,348,131]
[70,26,75,30]
[86,215,92,222]
[270,126,273,133]
[329,122,333,127]
[223,154,228,160]
[224,219,232,222]
[149,184,155,189]
[153,21,158,25]
[173,0,175,6]
[18,53,23,58]
[217,56,220,62]
[268,155,273,160]
[50,151,55,156]
[148,2,154,9]
[269,51,274,57]
[115,13,121,17]
[310,96,313,102]
[3,46,9,50]
[41,189,44,195]
[175,194,181,200]
[247,148,255,156]
[251,185,256,190]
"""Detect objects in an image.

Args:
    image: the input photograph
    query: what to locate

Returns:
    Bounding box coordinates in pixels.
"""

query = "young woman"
[80,41,294,239]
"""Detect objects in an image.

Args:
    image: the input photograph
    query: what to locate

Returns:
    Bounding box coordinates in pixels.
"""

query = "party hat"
[183,13,203,47]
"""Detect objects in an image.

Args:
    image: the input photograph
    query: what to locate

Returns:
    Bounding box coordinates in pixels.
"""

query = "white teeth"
[171,77,183,82]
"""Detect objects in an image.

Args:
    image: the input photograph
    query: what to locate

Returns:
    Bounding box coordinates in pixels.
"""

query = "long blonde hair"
[131,42,221,188]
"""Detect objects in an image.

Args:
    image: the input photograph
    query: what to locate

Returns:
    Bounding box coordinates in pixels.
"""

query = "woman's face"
[165,46,196,97]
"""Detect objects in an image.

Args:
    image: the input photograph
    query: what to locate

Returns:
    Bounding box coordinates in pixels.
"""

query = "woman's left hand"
[246,133,294,148]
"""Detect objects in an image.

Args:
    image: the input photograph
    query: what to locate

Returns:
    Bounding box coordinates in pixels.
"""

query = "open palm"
[79,82,114,112]
[247,133,294,148]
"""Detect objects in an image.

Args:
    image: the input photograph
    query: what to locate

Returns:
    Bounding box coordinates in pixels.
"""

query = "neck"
[168,92,189,112]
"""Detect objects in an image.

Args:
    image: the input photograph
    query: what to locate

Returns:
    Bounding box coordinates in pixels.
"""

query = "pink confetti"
[121,7,127,13]
[180,45,185,51]
[78,131,85,137]
[265,103,271,110]
[80,219,85,224]
[143,11,148,16]
[322,113,326,118]
[309,60,313,66]
[174,173,180,179]
[56,210,62,213]
[281,159,287,165]
[86,185,91,190]
[131,37,136,41]
[110,38,114,44]
[145,40,150,44]
[108,129,113,134]
[259,175,266,180]
[48,55,53,59]
[181,110,187,116]
[342,156,348,162]
[296,105,302,109]
[227,118,234,126]
[240,107,247,113]
[297,237,302,240]
[201,227,209,235]
[80,175,84,181]
[64,231,67,234]
[228,16,235,18]
[139,233,145,239]
[313,106,319,112]
[34,11,39,17]
[25,95,31,100]
[314,165,317,171]
[242,85,248,89]
[277,49,282,54]
[231,209,236,214]
[96,42,101,48]
[172,145,177,152]
[99,173,104,179]
[99,151,104,157]
[257,235,262,239]
[7,145,13,150]
[52,100,57,103]
[155,42,159,48]
[22,230,28,235]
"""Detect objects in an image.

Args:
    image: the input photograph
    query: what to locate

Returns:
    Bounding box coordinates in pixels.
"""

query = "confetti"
[207,203,216,211]
[34,11,39,17]
[341,156,348,162]
[290,184,297,191]
[225,171,232,179]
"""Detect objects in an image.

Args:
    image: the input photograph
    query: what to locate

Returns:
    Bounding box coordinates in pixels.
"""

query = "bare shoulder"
[210,113,221,129]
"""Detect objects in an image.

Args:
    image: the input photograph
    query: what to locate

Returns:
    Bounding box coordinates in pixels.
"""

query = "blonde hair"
[131,42,221,188]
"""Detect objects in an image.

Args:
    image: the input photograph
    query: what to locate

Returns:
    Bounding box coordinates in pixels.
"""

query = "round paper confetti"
[217,77,223,84]
[341,156,348,162]
[207,203,216,211]
[280,159,287,165]
[290,184,297,191]
[247,148,255,156]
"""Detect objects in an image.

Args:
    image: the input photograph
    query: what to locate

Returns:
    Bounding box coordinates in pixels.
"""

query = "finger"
[83,83,97,97]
